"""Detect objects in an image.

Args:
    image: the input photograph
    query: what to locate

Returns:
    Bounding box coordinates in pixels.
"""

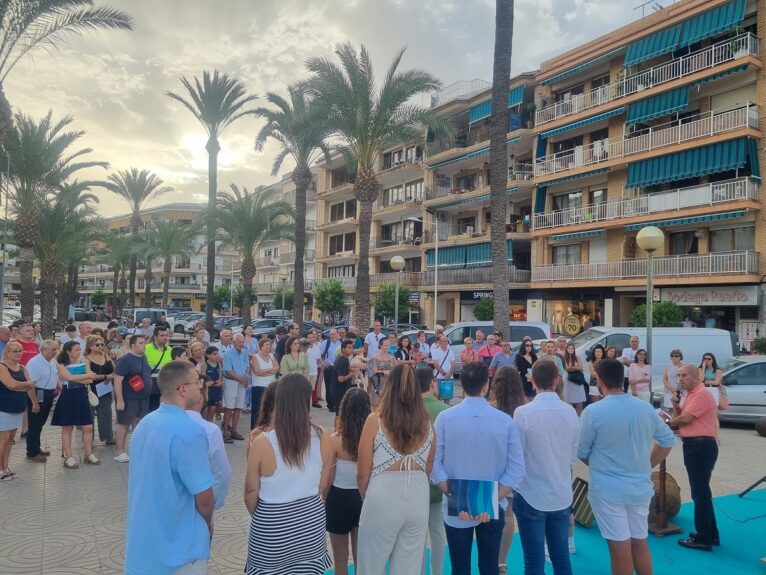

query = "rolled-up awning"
[626,86,689,125]
[540,108,625,139]
[624,24,682,67]
[624,210,747,231]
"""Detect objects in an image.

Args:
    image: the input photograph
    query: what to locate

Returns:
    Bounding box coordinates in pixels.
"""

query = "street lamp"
[413,213,440,330]
[390,255,406,331]
[636,226,664,365]
[278,270,289,325]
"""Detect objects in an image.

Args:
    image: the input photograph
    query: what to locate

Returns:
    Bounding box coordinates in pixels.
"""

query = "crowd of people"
[0,316,726,574]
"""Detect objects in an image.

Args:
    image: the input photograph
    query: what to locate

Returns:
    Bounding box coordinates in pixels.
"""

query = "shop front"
[528,289,615,336]
[459,290,528,322]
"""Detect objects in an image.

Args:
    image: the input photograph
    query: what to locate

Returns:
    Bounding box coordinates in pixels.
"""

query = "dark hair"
[596,358,624,389]
[590,344,605,363]
[531,360,558,390]
[341,338,355,350]
[204,345,219,358]
[461,362,489,396]
[563,344,578,367]
[285,336,300,353]
[699,352,720,371]
[91,328,105,338]
[65,324,77,333]
[275,325,287,336]
[378,364,430,454]
[398,335,410,349]
[634,348,649,365]
[153,325,168,338]
[57,340,80,365]
[272,374,320,469]
[337,387,371,461]
[256,380,279,430]
[170,346,187,360]
[129,334,145,347]
[415,367,435,393]
[491,366,526,417]
[605,346,618,359]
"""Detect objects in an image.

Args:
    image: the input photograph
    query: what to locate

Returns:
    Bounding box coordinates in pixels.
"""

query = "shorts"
[222,378,246,410]
[589,492,650,541]
[326,485,362,534]
[116,398,149,425]
[207,385,223,405]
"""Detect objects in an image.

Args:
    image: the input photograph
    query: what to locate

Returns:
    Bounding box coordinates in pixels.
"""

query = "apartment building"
[313,0,765,345]
[78,203,240,312]
[530,0,763,346]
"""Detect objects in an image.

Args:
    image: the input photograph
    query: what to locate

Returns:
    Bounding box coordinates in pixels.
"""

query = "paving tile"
[0,550,43,574]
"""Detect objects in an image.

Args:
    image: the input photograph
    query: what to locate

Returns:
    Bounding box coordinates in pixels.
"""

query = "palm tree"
[99,233,134,316]
[0,1,133,142]
[144,219,197,307]
[306,43,450,329]
[105,168,171,308]
[489,0,515,336]
[215,185,294,326]
[166,70,257,331]
[254,85,332,322]
[2,111,107,319]
[35,181,100,337]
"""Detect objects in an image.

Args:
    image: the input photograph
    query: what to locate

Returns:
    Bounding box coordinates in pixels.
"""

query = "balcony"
[279,249,316,264]
[532,251,759,282]
[254,256,279,268]
[318,180,354,198]
[537,33,759,126]
[165,283,202,291]
[316,216,357,231]
[305,219,317,231]
[431,78,492,108]
[370,267,531,288]
[314,276,357,289]
[508,163,534,181]
[534,178,759,230]
[535,104,758,178]
[372,234,424,249]
[373,194,424,210]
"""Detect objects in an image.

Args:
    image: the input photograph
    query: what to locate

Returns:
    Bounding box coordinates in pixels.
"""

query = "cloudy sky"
[7,0,637,216]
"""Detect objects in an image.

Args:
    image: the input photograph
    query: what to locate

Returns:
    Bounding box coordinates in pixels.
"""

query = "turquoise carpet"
[326,488,766,574]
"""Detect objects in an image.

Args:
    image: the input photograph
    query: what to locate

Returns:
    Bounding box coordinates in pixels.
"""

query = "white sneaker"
[114,452,129,463]
[569,536,576,554]
[544,543,551,563]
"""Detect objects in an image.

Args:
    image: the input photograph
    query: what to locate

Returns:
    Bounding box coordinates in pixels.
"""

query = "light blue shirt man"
[125,403,214,574]
[578,394,676,505]
[432,396,526,528]
[223,345,250,381]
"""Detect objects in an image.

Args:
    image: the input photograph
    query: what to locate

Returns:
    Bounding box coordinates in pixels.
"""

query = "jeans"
[324,367,335,410]
[513,493,572,575]
[26,390,54,457]
[444,506,505,575]
[682,437,719,545]
[148,393,161,413]
[92,391,114,441]
[249,386,265,430]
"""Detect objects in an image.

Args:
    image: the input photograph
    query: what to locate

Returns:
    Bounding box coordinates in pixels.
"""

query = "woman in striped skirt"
[244,373,333,575]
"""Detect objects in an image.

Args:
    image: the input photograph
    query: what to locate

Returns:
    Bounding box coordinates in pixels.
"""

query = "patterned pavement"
[0,398,762,574]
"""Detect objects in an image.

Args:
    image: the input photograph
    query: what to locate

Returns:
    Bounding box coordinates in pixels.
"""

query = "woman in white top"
[325,387,371,575]
[628,348,652,402]
[249,336,279,431]
[244,374,333,575]
[663,349,683,409]
[357,364,435,575]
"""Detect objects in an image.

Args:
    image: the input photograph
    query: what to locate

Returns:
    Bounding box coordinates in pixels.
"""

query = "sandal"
[499,564,507,575]
[84,454,101,465]
[63,457,79,469]
[0,469,15,481]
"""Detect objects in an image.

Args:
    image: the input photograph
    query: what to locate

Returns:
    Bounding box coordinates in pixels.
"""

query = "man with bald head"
[669,364,720,552]
[221,334,248,444]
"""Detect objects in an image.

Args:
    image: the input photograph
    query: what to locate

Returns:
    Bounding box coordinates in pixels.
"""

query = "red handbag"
[127,374,145,393]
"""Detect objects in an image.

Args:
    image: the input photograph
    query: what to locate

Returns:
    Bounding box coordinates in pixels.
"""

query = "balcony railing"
[279,249,316,264]
[165,283,202,291]
[534,178,759,229]
[508,163,534,180]
[372,235,424,249]
[535,104,758,177]
[373,194,424,210]
[305,219,317,230]
[313,276,357,289]
[254,256,279,267]
[537,33,759,125]
[532,251,759,282]
[371,267,531,287]
[431,78,492,108]
[370,271,425,287]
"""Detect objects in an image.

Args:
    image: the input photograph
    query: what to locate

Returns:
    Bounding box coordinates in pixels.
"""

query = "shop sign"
[562,314,582,336]
[409,293,420,303]
[660,286,758,307]
[460,290,493,301]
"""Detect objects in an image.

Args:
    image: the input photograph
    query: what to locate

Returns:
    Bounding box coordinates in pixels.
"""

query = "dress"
[88,358,115,441]
[564,365,587,404]
[0,363,27,431]
[280,352,308,376]
[52,363,94,427]
[205,361,222,405]
[515,353,537,398]
[367,355,397,407]
[245,429,332,575]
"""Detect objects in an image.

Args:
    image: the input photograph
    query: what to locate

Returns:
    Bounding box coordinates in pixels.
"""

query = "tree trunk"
[241,268,255,327]
[71,265,79,308]
[354,195,375,330]
[18,245,35,320]
[144,266,153,304]
[162,259,171,307]
[205,137,220,332]
[40,258,59,339]
[128,217,139,309]
[119,271,127,312]
[490,0,514,337]
[112,268,119,314]
[57,274,68,329]
[291,166,311,322]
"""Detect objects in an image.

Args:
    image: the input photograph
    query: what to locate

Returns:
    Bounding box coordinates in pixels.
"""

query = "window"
[554,83,584,103]
[553,244,581,265]
[509,326,547,341]
[711,226,755,252]
[344,232,355,251]
[384,185,404,205]
[604,333,631,353]
[553,136,583,154]
[328,264,355,278]
[329,235,344,255]
[330,202,345,221]
[447,327,468,345]
[345,199,356,218]
[457,216,476,234]
[405,179,423,201]
[381,223,401,242]
[725,362,766,386]
[591,74,610,89]
[553,190,582,211]
[591,189,606,205]
[670,231,698,255]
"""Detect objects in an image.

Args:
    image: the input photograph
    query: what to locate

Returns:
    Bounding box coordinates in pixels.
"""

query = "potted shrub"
[525,102,536,128]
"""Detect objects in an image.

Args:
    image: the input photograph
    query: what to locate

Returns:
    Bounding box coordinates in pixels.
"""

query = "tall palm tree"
[166,70,257,330]
[105,168,171,308]
[35,181,100,337]
[2,111,107,318]
[489,0,515,336]
[215,185,294,326]
[306,43,450,329]
[254,85,332,322]
[144,219,197,307]
[0,1,133,142]
[99,233,134,316]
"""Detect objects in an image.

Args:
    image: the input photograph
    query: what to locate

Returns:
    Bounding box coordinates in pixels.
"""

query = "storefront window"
[544,299,602,336]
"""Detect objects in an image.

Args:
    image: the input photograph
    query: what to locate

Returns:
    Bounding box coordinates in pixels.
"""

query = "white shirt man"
[306,332,322,380]
[364,321,386,355]
[185,408,232,511]
[215,329,233,355]
[25,342,60,461]
[429,336,455,380]
[620,336,640,391]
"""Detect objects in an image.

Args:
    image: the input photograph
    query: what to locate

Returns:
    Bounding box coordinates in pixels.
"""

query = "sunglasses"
[94,343,104,347]
[670,354,681,358]
[704,357,713,361]
[524,343,533,347]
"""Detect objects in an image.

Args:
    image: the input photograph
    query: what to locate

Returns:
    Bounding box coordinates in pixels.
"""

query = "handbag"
[718,385,729,411]
[568,370,588,387]
[127,374,145,393]
[86,386,99,408]
[438,379,454,401]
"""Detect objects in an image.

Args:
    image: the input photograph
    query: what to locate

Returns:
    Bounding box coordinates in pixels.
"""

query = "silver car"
[718,356,766,424]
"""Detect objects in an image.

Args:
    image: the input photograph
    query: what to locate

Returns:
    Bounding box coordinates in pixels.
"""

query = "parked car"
[121,307,167,325]
[173,312,205,334]
[74,308,112,322]
[264,309,292,319]
[717,355,766,424]
[386,323,428,333]
[399,330,436,347]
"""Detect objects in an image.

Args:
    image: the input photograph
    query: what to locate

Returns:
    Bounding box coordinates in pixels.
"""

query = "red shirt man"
[15,325,40,366]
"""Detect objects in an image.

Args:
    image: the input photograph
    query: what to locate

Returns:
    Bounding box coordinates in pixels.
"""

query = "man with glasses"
[489,340,517,379]
[126,361,214,574]
[363,320,385,357]
[145,326,172,413]
[113,335,153,463]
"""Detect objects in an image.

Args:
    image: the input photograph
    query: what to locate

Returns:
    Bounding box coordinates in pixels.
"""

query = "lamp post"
[390,256,406,330]
[636,226,664,365]
[278,270,288,325]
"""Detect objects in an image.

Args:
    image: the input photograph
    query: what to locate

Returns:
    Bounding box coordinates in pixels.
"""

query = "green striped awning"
[625,24,682,67]
[430,187,519,210]
[679,0,747,48]
[551,229,606,242]
[541,49,622,86]
[540,108,624,139]
[626,138,758,189]
[542,167,611,188]
[625,210,747,231]
[426,246,466,270]
[428,138,520,169]
[466,243,491,268]
[468,86,526,123]
[626,86,689,125]
[695,64,749,86]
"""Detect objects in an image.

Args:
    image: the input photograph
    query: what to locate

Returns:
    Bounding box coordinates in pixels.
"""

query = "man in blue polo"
[125,360,214,575]
[222,334,249,444]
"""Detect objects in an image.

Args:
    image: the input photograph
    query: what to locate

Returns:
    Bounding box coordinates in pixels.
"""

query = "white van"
[568,327,738,396]
[444,321,552,373]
